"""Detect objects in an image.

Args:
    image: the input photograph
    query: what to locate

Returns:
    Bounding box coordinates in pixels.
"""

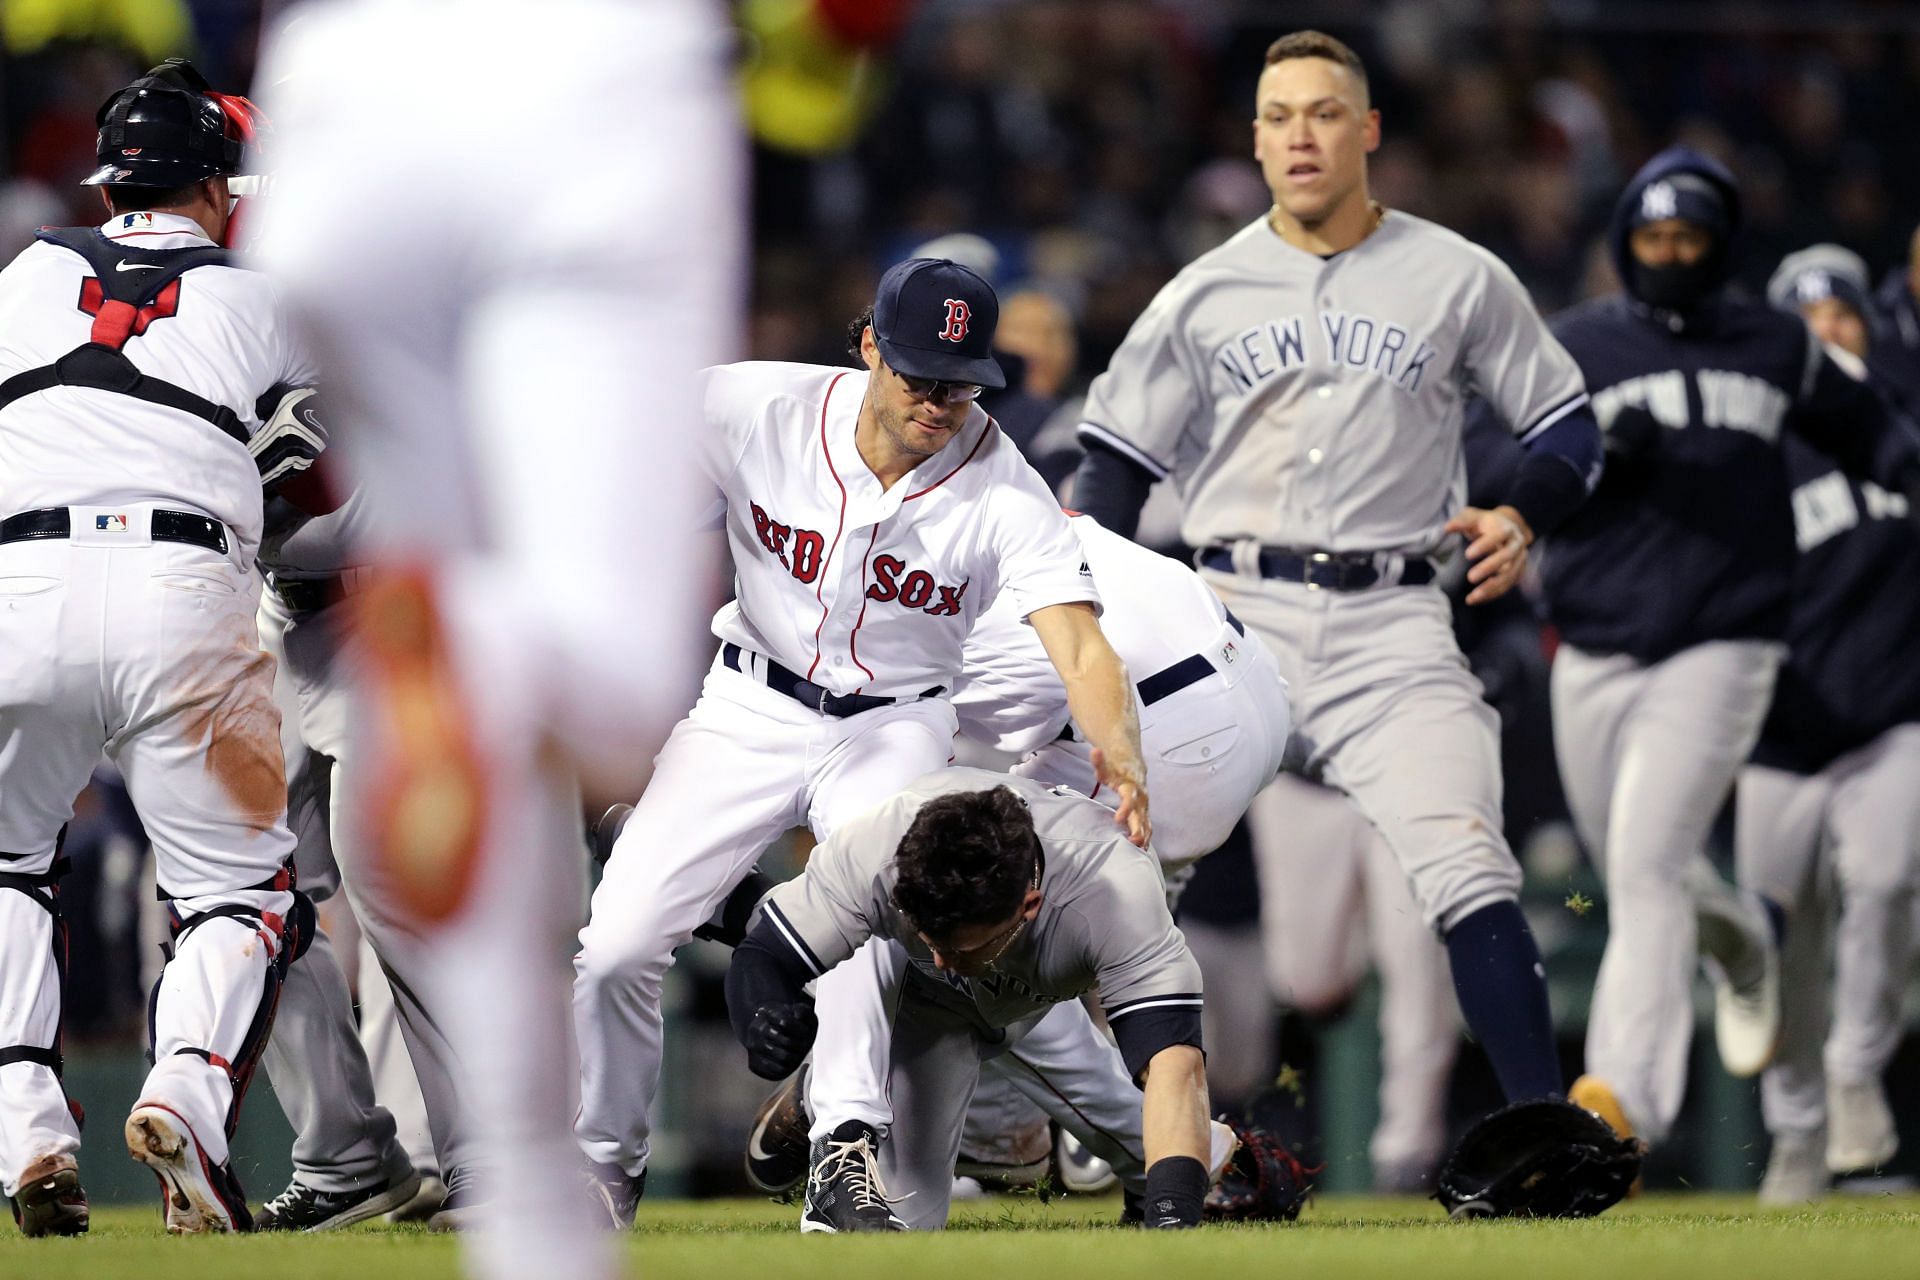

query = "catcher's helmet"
[83,60,246,189]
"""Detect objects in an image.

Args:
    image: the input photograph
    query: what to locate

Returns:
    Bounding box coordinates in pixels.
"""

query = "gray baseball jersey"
[1078,211,1588,554]
[754,768,1202,1067]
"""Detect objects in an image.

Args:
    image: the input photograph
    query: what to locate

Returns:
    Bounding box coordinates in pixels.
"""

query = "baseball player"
[0,61,330,1235]
[746,511,1289,1200]
[1069,30,1603,1117]
[1531,150,1920,1152]
[1742,246,1920,1202]
[727,772,1217,1231]
[570,256,1150,1227]
[252,3,742,1275]
[253,491,478,1230]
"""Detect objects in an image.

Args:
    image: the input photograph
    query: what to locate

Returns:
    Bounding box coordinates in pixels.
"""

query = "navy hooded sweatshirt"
[1539,147,1920,663]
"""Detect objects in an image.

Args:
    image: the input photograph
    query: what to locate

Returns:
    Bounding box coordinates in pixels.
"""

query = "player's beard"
[879,396,955,460]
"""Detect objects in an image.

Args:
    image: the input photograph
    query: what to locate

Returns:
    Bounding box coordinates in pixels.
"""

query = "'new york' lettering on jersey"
[700,362,1096,698]
[1077,210,1587,556]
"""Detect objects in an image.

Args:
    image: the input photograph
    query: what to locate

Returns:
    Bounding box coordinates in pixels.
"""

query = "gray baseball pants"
[257,594,473,1187]
[1200,573,1521,931]
[1552,638,1783,1144]
[1737,724,1920,1137]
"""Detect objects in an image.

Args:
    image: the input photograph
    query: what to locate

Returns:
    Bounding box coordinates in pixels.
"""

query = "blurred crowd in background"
[7,0,1920,1193]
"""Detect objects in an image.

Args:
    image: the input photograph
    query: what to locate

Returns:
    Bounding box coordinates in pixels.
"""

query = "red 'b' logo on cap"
[939,298,970,343]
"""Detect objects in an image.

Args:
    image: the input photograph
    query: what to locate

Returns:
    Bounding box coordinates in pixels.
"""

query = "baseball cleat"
[800,1121,906,1233]
[957,1118,1052,1190]
[586,1161,646,1229]
[254,1169,423,1232]
[1759,1130,1828,1206]
[356,570,489,924]
[1054,1128,1118,1194]
[1568,1075,1643,1198]
[386,1172,446,1223]
[1708,898,1781,1079]
[10,1152,89,1237]
[745,1065,810,1196]
[426,1165,484,1232]
[125,1103,251,1234]
[1825,1079,1898,1174]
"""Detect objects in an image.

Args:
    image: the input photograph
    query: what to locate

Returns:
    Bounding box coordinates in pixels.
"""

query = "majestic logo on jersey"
[1640,181,1679,221]
[1213,311,1439,398]
[748,502,826,584]
[1591,369,1789,444]
[866,555,968,616]
[938,299,971,343]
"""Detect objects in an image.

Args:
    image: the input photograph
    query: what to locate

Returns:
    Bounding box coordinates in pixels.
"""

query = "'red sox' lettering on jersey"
[865,555,967,616]
[698,362,1095,697]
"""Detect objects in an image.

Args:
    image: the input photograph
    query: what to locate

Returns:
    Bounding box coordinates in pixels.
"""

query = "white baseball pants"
[574,660,959,1176]
[256,0,741,1271]
[1552,639,1783,1144]
[1737,725,1920,1137]
[0,526,294,1196]
[1251,771,1458,1177]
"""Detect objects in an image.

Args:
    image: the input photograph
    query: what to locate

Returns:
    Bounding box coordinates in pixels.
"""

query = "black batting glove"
[743,1001,817,1080]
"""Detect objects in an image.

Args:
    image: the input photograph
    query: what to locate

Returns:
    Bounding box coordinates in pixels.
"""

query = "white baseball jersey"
[952,513,1246,753]
[1078,212,1588,555]
[0,212,317,561]
[702,361,1097,696]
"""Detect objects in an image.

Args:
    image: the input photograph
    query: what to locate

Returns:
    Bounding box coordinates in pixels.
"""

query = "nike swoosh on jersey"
[115,261,163,272]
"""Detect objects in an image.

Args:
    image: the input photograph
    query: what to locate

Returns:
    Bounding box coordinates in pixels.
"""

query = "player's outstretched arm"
[1444,504,1534,606]
[1029,602,1150,846]
[1138,1044,1212,1228]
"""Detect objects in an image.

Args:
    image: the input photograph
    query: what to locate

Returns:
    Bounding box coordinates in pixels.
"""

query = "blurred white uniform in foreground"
[253,2,742,1276]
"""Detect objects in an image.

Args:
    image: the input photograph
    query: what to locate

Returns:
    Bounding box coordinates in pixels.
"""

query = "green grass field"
[9,1194,1920,1280]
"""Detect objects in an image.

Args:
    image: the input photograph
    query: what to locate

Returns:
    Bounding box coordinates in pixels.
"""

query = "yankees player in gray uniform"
[254,491,479,1229]
[727,771,1216,1231]
[1071,31,1604,1112]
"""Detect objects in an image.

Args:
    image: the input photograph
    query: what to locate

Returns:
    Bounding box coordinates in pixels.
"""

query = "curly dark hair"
[891,787,1040,940]
[845,304,875,366]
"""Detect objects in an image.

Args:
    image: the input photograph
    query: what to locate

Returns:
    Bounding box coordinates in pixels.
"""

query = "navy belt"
[1198,546,1433,590]
[1058,609,1245,740]
[0,506,228,555]
[722,643,942,718]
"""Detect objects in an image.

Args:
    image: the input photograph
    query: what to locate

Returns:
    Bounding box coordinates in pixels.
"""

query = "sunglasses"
[892,367,984,405]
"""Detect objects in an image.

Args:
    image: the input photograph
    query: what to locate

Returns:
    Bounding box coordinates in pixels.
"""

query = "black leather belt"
[722,643,943,719]
[0,506,228,555]
[1058,610,1246,740]
[1198,545,1433,590]
[272,574,348,614]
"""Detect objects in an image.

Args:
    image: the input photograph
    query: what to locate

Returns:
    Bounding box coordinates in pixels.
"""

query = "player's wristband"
[1141,1155,1208,1229]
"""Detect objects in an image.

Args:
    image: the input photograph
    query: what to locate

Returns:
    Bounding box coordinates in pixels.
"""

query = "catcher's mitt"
[1434,1097,1644,1220]
[1203,1124,1317,1222]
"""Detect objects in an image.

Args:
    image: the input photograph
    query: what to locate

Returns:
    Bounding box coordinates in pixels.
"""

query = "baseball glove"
[1433,1097,1644,1220]
[1203,1124,1317,1222]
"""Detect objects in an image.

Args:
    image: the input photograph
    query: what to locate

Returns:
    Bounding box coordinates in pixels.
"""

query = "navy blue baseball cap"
[871,258,1006,390]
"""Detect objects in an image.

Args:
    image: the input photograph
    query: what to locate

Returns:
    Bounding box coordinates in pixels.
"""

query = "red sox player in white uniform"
[0,62,325,1237]
[573,258,1152,1225]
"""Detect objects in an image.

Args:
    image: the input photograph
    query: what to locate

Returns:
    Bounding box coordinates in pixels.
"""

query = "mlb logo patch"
[1221,640,1238,665]
[96,514,129,533]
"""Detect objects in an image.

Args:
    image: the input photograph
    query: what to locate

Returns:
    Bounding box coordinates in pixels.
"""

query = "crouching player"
[726,773,1225,1231]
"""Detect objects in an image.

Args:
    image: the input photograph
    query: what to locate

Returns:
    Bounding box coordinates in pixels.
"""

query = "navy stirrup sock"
[1444,899,1563,1102]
